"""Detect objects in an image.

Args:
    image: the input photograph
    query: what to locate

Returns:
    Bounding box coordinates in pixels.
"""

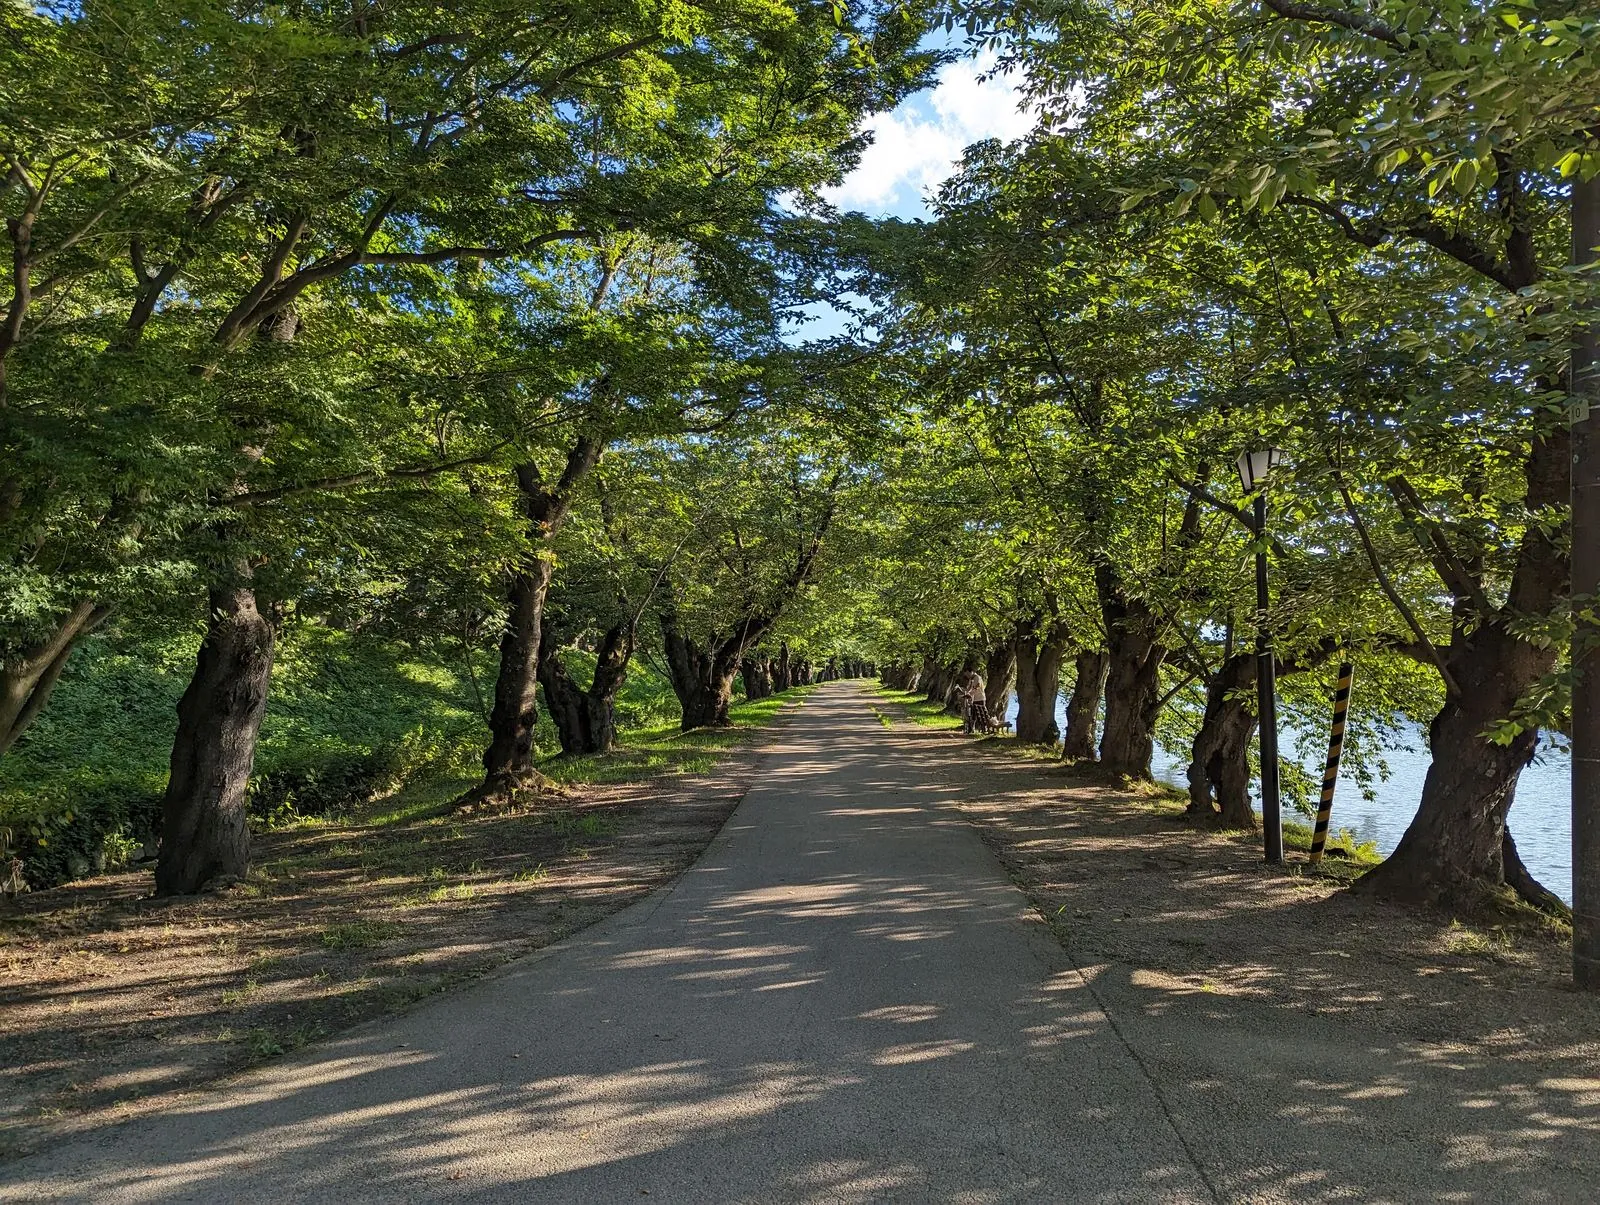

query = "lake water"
[1002,696,1573,903]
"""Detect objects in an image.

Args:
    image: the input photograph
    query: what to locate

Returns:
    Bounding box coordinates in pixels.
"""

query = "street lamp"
[1237,448,1283,864]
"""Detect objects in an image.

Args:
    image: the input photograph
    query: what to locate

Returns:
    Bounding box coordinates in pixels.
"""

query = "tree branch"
[222,441,510,507]
[1383,474,1494,618]
[1259,0,1404,48]
[1335,476,1461,697]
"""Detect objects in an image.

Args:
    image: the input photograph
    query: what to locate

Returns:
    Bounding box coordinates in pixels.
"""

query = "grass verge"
[868,686,963,729]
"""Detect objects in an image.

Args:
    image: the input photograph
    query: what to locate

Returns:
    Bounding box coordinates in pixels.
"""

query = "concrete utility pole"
[1574,169,1600,991]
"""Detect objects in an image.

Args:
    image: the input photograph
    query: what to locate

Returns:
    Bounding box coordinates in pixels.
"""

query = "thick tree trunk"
[479,442,603,794]
[1062,651,1107,762]
[741,656,772,700]
[943,653,978,715]
[1185,652,1258,829]
[1356,630,1545,905]
[537,620,631,756]
[483,556,553,784]
[156,583,274,896]
[1013,626,1067,745]
[1098,567,1166,778]
[775,643,792,691]
[925,662,959,708]
[984,642,1017,720]
[1356,433,1567,909]
[538,635,590,756]
[661,611,739,730]
[0,600,112,757]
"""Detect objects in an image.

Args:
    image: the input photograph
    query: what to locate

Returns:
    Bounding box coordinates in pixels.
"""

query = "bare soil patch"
[874,690,1600,1083]
[0,722,786,1162]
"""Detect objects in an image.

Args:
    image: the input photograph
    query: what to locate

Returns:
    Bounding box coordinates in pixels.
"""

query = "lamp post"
[1238,448,1283,864]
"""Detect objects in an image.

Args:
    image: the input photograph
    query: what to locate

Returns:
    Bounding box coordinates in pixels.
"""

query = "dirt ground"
[0,726,784,1163]
[883,707,1600,1104]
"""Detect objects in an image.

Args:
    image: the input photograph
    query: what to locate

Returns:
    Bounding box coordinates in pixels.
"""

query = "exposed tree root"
[1503,830,1572,919]
[453,769,568,813]
[1352,834,1570,924]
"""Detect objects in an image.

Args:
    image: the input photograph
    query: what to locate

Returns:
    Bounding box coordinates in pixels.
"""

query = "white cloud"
[824,52,1033,214]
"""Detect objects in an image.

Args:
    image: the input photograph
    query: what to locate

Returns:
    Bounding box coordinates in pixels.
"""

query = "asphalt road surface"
[4,684,1594,1203]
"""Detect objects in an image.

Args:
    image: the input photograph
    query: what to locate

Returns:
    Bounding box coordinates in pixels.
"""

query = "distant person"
[956,668,986,735]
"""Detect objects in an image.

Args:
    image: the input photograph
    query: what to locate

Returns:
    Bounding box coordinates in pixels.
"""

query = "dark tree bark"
[538,619,634,756]
[1185,651,1257,829]
[0,600,113,756]
[480,437,603,796]
[661,607,740,728]
[983,641,1017,720]
[482,553,552,784]
[741,655,772,700]
[1013,622,1067,745]
[1061,650,1107,762]
[1185,639,1340,830]
[943,652,978,715]
[775,643,792,691]
[156,582,274,895]
[924,661,959,708]
[1097,566,1166,778]
[1356,433,1567,909]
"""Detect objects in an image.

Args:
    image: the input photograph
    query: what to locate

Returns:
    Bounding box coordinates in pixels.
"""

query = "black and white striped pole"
[1309,662,1354,866]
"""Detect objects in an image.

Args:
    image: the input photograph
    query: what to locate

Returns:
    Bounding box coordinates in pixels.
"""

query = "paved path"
[3,685,1213,1203]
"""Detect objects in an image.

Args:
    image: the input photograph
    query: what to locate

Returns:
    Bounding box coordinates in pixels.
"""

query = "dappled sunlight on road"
[8,684,1598,1203]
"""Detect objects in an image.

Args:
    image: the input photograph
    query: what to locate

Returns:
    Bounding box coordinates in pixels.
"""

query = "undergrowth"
[0,625,711,890]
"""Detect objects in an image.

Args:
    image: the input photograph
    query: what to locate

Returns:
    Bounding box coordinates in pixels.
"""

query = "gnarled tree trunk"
[1357,629,1548,905]
[1185,651,1257,829]
[538,620,633,755]
[156,582,274,896]
[483,553,552,785]
[661,607,742,729]
[1013,623,1067,745]
[943,652,978,715]
[1097,566,1166,778]
[480,439,603,796]
[983,641,1017,721]
[1355,433,1567,909]
[741,656,772,700]
[1062,650,1107,762]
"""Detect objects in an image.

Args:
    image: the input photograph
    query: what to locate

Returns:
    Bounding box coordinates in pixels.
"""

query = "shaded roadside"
[873,689,1600,1202]
[0,694,809,1162]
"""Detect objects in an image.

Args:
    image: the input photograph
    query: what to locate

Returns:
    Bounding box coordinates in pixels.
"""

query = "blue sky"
[784,48,1033,340]
[823,48,1034,221]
